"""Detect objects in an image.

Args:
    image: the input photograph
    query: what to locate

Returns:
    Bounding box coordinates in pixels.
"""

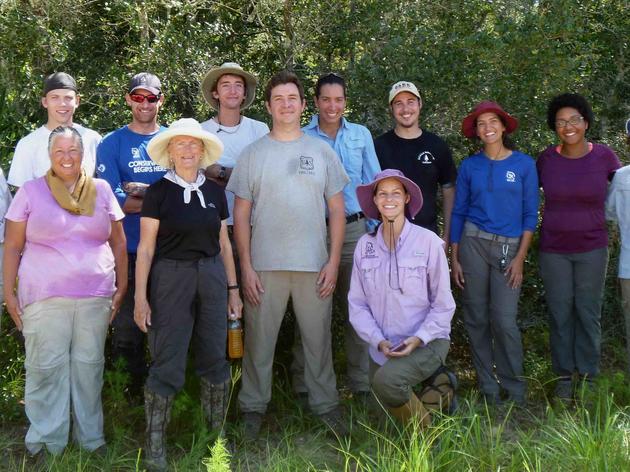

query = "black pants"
[146,257,229,397]
[111,254,148,387]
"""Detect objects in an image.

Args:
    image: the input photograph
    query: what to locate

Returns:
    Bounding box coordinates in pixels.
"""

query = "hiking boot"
[319,407,350,438]
[144,387,173,472]
[554,377,573,402]
[481,391,503,406]
[200,378,230,433]
[419,366,458,414]
[389,392,431,428]
[242,411,264,440]
[505,392,526,407]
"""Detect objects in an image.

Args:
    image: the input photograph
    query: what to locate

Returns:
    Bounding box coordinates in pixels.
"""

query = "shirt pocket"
[341,138,364,179]
[359,257,381,291]
[398,257,429,299]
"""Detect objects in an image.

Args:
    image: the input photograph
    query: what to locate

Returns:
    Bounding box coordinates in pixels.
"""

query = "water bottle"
[228,316,243,359]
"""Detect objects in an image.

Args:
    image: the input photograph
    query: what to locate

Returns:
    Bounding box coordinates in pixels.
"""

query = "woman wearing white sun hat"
[134,118,242,471]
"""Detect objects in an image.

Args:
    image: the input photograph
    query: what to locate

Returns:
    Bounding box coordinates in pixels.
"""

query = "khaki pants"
[292,219,370,393]
[21,296,111,454]
[238,271,339,415]
[369,339,449,408]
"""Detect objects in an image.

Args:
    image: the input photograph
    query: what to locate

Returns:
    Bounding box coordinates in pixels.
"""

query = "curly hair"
[546,93,594,131]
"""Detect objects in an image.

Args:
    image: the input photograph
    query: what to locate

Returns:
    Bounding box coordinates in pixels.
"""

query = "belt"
[345,212,365,224]
[464,222,520,244]
[326,212,365,226]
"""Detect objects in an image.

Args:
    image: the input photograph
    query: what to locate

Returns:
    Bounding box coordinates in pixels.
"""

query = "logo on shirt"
[97,164,106,173]
[506,171,516,183]
[207,202,216,209]
[131,147,141,159]
[298,156,315,175]
[364,241,377,258]
[417,151,435,164]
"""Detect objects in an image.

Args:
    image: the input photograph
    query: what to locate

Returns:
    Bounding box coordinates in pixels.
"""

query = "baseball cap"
[388,81,421,104]
[128,73,162,95]
[43,72,77,95]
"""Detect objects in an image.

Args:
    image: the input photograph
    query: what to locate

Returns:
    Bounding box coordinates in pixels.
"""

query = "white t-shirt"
[201,116,269,225]
[8,124,102,187]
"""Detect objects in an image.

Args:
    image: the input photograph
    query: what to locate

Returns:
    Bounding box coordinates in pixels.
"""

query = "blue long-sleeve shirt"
[303,115,381,220]
[450,150,539,243]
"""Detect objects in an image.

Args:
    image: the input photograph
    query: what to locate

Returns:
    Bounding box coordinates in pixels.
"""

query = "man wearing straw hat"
[200,62,269,233]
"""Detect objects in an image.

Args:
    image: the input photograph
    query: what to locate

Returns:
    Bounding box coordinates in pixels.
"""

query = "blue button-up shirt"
[303,115,381,218]
[607,165,630,278]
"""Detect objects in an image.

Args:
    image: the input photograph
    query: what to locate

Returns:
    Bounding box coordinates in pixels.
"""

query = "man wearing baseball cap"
[8,72,102,187]
[200,62,269,230]
[606,117,630,373]
[96,72,167,400]
[374,81,457,244]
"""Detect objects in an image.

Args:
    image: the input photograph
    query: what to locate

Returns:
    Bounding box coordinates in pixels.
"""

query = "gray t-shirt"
[227,133,349,272]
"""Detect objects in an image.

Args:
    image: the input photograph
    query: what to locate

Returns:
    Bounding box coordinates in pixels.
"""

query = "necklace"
[216,116,243,134]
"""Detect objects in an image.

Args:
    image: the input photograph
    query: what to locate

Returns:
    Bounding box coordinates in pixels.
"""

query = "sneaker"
[319,407,350,438]
[241,411,264,440]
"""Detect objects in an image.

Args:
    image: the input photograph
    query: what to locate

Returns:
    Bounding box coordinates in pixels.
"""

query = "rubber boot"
[144,387,173,472]
[200,378,230,433]
[388,392,431,428]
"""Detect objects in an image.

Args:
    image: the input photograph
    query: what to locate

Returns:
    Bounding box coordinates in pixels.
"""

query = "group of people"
[1,63,628,471]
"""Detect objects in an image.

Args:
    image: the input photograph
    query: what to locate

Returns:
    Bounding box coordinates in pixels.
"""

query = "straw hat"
[201,62,258,111]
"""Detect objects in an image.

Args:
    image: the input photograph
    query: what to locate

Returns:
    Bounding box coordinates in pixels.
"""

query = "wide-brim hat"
[147,118,224,169]
[201,62,258,111]
[461,100,518,138]
[356,169,423,220]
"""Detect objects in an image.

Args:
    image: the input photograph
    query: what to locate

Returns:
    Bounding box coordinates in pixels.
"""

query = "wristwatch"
[218,166,227,180]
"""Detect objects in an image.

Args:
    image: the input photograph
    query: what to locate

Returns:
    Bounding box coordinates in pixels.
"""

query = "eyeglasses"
[555,115,584,128]
[129,93,161,104]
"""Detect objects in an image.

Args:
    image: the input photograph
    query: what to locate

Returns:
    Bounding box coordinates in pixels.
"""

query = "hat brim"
[129,85,161,95]
[356,173,424,220]
[147,128,223,170]
[201,67,257,111]
[461,105,518,138]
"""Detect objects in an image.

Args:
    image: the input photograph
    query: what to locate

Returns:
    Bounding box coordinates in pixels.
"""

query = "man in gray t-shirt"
[227,70,349,438]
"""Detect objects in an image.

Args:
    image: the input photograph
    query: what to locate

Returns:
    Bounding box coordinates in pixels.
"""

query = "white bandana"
[164,170,207,208]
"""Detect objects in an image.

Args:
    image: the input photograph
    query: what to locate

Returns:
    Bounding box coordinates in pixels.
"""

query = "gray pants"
[21,296,111,455]
[146,257,229,397]
[459,228,525,396]
[369,339,449,408]
[539,248,608,377]
[238,271,339,415]
[291,219,370,393]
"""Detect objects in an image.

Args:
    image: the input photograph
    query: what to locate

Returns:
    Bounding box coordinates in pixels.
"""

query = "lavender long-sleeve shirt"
[348,220,455,365]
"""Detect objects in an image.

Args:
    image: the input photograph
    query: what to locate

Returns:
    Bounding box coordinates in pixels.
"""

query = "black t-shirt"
[375,129,457,233]
[141,178,228,260]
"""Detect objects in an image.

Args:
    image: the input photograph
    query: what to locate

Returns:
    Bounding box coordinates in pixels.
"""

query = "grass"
[2,277,630,472]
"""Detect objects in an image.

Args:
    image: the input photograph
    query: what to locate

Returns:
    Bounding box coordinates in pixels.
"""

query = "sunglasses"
[129,93,161,104]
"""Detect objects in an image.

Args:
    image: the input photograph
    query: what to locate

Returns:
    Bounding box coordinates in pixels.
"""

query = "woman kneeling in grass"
[348,169,456,426]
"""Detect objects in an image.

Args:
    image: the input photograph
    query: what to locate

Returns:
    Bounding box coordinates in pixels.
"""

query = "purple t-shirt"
[537,143,620,253]
[6,177,125,308]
